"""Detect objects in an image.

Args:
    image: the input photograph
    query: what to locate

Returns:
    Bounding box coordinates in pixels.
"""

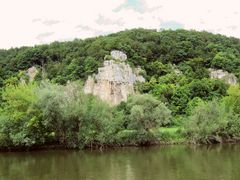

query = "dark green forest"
[0,29,240,149]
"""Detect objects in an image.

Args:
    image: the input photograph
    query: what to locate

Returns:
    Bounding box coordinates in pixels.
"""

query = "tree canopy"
[0,28,240,149]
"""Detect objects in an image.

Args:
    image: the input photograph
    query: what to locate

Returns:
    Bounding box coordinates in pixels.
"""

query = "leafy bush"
[154,127,184,142]
[115,129,156,145]
[185,99,239,143]
[211,51,240,73]
[0,83,45,147]
[36,81,120,148]
[125,94,172,131]
[223,85,240,114]
[115,94,172,144]
[170,78,228,115]
[0,81,124,148]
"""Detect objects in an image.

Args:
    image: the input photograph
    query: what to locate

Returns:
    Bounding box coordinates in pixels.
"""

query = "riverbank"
[0,126,183,151]
[0,139,187,152]
[1,79,239,153]
[2,133,240,152]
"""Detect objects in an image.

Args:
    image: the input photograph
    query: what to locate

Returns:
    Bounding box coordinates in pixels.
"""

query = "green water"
[0,144,240,180]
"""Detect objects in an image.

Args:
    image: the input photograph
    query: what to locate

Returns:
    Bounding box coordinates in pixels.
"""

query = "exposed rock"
[171,64,182,75]
[20,66,38,84]
[209,68,238,85]
[110,50,127,61]
[27,66,38,82]
[84,51,145,105]
[173,69,182,75]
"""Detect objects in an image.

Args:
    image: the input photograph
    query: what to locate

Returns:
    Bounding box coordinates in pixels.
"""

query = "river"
[0,144,239,180]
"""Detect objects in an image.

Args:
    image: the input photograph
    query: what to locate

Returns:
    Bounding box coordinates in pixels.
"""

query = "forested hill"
[1,29,240,85]
[1,29,240,149]
[0,28,240,115]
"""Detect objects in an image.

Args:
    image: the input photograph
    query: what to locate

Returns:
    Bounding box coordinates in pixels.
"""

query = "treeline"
[0,29,240,114]
[0,82,172,148]
[0,81,240,149]
[0,28,240,149]
[1,29,239,85]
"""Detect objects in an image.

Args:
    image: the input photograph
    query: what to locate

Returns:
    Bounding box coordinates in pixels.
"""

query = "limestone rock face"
[209,68,238,85]
[84,51,145,105]
[27,66,38,82]
[20,66,39,84]
[110,50,127,61]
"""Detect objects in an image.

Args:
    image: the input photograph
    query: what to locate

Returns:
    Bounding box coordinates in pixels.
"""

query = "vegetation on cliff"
[0,28,240,149]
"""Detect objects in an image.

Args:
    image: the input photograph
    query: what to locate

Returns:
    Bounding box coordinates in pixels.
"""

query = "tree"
[185,100,229,143]
[0,83,44,147]
[211,51,240,72]
[37,81,119,148]
[223,85,240,114]
[125,94,172,131]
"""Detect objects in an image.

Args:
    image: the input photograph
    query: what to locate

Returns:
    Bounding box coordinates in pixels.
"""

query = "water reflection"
[0,144,240,180]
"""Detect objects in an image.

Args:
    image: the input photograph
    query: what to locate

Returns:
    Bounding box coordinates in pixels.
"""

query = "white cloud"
[36,32,54,42]
[0,0,239,49]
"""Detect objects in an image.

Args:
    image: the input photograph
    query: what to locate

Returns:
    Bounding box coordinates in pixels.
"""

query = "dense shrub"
[0,82,174,148]
[185,99,239,143]
[223,85,240,114]
[211,51,240,73]
[124,94,172,131]
[0,83,45,147]
[0,82,125,148]
[36,81,124,148]
[115,94,172,144]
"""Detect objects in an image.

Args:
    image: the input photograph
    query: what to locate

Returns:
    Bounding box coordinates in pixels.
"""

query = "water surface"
[0,144,239,180]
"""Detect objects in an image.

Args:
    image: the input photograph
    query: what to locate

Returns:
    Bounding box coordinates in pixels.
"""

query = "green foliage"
[0,82,172,148]
[0,81,126,148]
[170,78,228,115]
[223,85,240,114]
[1,29,239,88]
[104,55,113,60]
[36,81,120,148]
[152,83,176,103]
[114,94,172,145]
[83,57,100,76]
[155,127,185,142]
[124,94,172,131]
[146,60,171,77]
[179,58,209,79]
[0,28,240,149]
[0,83,45,147]
[185,99,239,143]
[186,100,227,143]
[211,51,240,73]
[115,129,156,145]
[186,97,204,115]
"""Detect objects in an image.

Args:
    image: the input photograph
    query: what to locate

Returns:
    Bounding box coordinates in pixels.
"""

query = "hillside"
[1,29,240,112]
[1,29,240,82]
[0,29,240,149]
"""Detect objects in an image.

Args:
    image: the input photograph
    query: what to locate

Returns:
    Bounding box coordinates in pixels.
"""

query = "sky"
[0,0,239,49]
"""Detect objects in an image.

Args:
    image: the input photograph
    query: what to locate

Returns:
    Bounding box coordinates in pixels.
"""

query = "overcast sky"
[0,0,239,49]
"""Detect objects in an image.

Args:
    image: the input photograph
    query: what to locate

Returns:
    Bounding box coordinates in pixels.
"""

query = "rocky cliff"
[27,66,38,82]
[20,66,39,84]
[209,68,238,85]
[84,50,145,105]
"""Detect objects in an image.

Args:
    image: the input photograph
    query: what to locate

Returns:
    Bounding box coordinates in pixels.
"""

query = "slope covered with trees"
[0,29,240,149]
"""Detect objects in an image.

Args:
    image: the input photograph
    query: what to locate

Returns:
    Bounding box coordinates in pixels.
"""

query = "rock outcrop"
[209,68,238,85]
[27,66,38,82]
[110,50,127,61]
[84,50,145,105]
[20,66,39,84]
